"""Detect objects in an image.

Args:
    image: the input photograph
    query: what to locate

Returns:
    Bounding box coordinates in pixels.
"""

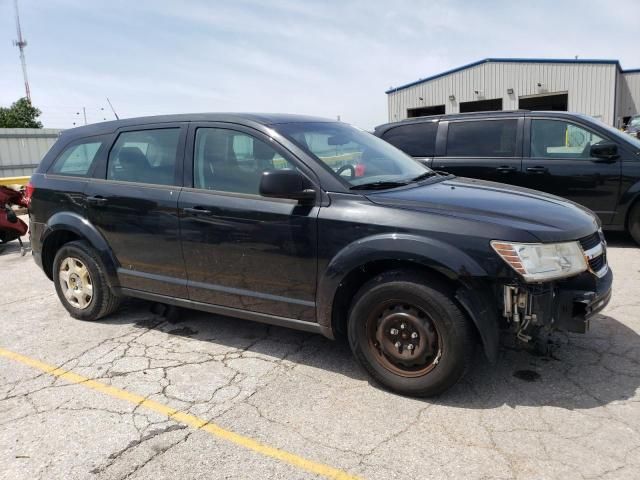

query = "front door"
[179,124,318,321]
[523,117,621,224]
[85,124,188,297]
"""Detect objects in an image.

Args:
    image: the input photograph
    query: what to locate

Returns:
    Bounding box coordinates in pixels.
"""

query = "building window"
[519,93,568,111]
[459,98,503,113]
[407,105,445,118]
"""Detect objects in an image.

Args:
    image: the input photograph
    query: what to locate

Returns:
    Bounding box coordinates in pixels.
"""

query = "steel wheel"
[58,256,93,310]
[367,302,442,378]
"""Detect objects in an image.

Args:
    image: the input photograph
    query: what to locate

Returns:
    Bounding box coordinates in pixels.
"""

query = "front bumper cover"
[553,267,613,333]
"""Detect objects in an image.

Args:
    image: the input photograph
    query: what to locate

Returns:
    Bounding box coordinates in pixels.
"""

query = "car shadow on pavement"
[105,299,640,411]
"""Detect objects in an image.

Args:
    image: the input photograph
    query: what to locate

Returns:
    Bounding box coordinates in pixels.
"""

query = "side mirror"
[259,170,315,202]
[590,142,618,161]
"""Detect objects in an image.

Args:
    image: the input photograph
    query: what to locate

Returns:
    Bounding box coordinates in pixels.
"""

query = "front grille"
[579,232,601,250]
[579,230,608,277]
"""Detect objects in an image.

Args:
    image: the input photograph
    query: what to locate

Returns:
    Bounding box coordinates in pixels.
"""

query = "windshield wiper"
[409,171,438,182]
[350,181,409,191]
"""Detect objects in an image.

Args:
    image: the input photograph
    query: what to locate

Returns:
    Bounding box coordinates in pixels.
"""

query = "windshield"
[274,122,432,187]
[629,117,640,127]
[586,115,640,150]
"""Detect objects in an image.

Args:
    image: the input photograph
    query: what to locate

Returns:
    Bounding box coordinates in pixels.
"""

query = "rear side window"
[50,140,102,176]
[381,122,438,157]
[107,129,180,185]
[446,120,518,157]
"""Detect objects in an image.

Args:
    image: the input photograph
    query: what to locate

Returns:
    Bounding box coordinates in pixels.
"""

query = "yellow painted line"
[0,347,360,480]
[0,176,29,187]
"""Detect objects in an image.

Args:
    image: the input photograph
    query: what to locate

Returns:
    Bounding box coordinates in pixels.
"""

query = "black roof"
[60,113,336,138]
[374,110,594,132]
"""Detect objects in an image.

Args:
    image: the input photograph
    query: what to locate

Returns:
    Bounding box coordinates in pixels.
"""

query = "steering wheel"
[336,164,355,178]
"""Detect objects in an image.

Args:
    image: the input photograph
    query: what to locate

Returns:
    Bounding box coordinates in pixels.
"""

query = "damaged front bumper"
[501,266,613,338]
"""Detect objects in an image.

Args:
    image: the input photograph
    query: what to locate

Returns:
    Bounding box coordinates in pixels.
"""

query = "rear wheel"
[53,241,121,321]
[347,271,475,397]
[628,201,640,246]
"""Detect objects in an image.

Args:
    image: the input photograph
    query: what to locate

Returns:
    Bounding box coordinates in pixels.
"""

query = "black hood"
[366,176,599,243]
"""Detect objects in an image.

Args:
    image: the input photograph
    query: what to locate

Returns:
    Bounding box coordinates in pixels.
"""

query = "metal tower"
[13,0,31,102]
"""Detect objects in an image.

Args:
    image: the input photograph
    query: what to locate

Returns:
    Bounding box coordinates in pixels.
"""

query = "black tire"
[628,201,640,246]
[347,270,475,397]
[52,240,121,321]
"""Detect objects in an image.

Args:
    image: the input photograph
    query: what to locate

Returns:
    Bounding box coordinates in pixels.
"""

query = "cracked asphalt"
[1,230,639,480]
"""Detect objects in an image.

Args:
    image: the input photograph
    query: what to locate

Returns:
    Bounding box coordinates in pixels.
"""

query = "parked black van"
[375,111,640,244]
[29,113,611,396]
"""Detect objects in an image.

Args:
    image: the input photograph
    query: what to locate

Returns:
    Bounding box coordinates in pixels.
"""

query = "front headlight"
[491,241,587,282]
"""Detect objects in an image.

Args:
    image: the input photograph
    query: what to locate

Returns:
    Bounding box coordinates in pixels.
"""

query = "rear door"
[522,116,621,223]
[85,123,188,297]
[433,116,524,184]
[178,123,319,321]
[378,120,438,167]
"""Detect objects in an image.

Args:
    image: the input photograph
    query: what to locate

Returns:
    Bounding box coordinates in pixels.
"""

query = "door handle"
[87,195,108,206]
[526,166,548,175]
[496,166,517,173]
[183,206,212,215]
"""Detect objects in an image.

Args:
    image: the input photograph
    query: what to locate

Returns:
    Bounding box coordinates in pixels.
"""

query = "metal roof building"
[386,58,640,127]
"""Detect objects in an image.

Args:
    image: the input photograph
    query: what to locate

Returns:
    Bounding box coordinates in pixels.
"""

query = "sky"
[1,0,639,130]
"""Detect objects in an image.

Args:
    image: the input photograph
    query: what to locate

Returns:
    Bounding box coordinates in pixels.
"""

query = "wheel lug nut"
[407,344,415,351]
[411,332,418,339]
[400,323,406,330]
[390,328,399,335]
[394,341,402,349]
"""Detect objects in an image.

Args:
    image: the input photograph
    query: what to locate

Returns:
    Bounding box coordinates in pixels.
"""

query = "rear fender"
[41,211,119,288]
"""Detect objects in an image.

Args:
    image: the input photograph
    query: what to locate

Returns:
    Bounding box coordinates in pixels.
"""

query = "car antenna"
[106,97,120,120]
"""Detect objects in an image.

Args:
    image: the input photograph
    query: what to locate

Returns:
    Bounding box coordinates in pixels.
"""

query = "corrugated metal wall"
[388,62,619,125]
[0,128,61,177]
[618,72,640,121]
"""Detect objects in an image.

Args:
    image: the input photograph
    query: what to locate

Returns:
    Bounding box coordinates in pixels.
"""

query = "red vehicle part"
[0,185,29,253]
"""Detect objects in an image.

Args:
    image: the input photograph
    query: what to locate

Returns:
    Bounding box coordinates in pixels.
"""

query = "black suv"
[375,111,640,244]
[28,113,612,397]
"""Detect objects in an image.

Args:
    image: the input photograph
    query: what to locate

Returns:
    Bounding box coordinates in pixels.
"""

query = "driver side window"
[194,128,294,195]
[531,119,605,159]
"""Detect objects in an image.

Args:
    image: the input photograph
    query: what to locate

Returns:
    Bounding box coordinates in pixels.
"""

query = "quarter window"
[194,128,294,195]
[446,120,518,157]
[381,122,438,157]
[50,140,102,176]
[107,129,180,185]
[530,119,605,158]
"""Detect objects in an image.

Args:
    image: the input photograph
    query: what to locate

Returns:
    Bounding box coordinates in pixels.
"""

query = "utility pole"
[13,0,31,102]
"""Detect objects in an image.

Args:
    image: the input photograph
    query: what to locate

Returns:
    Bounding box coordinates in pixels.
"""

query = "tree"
[0,98,43,128]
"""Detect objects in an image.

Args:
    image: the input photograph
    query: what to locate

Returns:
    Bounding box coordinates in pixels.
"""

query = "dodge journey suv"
[28,113,612,396]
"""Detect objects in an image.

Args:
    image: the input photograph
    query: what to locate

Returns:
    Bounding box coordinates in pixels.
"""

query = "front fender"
[317,233,499,362]
[41,211,119,288]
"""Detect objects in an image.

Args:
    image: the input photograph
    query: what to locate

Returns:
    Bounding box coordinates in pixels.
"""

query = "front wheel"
[53,240,121,321]
[348,271,475,397]
[628,201,640,246]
